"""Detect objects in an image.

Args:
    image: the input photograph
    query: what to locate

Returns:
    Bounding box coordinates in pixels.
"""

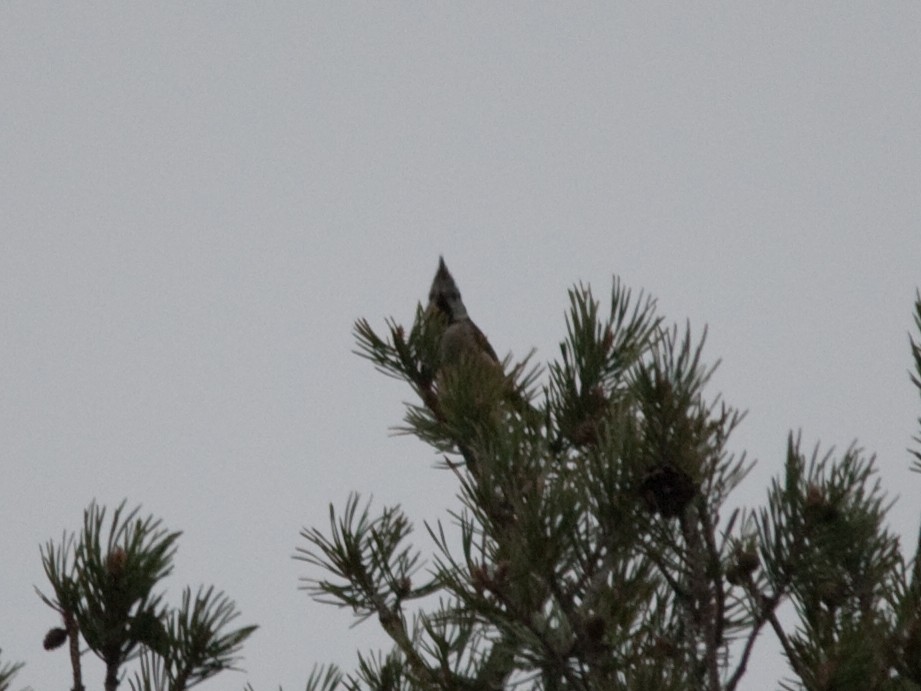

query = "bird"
[424,257,539,472]
[424,257,506,476]
[426,256,499,369]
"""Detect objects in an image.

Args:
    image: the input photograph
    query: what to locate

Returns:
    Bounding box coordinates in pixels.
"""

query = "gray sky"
[2,4,920,689]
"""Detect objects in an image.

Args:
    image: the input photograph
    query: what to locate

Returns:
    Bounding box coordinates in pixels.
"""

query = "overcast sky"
[2,4,920,690]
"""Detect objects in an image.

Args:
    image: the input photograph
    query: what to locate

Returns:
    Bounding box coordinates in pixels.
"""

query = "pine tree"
[6,276,919,691]
[296,271,921,691]
[34,500,257,691]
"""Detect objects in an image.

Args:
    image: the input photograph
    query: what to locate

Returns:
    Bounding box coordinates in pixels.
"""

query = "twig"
[64,609,84,691]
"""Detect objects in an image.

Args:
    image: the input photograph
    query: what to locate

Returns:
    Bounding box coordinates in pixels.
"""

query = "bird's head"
[427,256,468,322]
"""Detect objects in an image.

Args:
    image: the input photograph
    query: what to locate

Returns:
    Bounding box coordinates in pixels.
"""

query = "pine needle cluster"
[34,500,256,691]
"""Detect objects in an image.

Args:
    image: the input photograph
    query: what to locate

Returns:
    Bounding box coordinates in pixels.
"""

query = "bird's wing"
[469,319,499,363]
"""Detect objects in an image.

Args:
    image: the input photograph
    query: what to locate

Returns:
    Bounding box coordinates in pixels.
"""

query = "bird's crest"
[427,256,468,322]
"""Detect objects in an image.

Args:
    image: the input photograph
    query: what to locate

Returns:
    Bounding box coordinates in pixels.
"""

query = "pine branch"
[909,291,921,473]
[0,650,25,691]
[303,273,921,689]
[38,502,255,691]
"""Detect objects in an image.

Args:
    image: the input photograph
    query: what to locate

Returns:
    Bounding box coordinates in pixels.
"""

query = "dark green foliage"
[910,291,921,474]
[129,586,258,690]
[34,500,256,691]
[296,278,921,690]
[0,649,25,691]
[13,279,917,690]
